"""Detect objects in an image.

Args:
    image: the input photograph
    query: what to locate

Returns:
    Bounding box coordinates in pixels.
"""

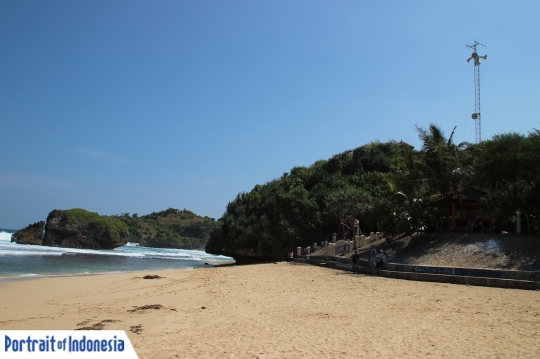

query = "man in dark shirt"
[369,245,377,268]
[351,250,359,272]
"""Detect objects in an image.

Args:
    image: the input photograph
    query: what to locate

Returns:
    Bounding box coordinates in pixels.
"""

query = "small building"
[428,185,492,232]
[397,140,414,150]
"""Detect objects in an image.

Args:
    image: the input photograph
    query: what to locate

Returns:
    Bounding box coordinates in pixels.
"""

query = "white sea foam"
[0,239,231,261]
[0,244,146,258]
[0,271,126,280]
[0,231,13,242]
[0,249,64,256]
[0,231,231,260]
[0,228,234,279]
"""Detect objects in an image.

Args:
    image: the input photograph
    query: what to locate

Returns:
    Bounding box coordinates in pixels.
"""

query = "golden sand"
[1,262,539,358]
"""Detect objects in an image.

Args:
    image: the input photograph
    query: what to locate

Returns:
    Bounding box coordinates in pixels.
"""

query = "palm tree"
[416,124,470,230]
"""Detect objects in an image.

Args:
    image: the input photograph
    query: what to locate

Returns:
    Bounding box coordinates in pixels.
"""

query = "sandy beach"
[1,262,539,358]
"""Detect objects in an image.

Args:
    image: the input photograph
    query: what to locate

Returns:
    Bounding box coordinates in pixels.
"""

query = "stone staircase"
[294,232,540,291]
[297,232,383,257]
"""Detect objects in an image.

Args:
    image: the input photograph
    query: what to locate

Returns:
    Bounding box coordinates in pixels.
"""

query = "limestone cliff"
[11,221,45,245]
[42,209,129,249]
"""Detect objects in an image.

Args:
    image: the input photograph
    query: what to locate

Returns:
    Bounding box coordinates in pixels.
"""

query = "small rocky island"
[12,209,129,249]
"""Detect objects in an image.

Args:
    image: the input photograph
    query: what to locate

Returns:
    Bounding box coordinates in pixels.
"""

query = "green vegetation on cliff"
[115,208,219,249]
[62,208,129,239]
[206,125,540,258]
[41,208,130,249]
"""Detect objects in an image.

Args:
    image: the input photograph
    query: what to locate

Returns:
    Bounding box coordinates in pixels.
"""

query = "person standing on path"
[369,245,377,269]
[353,218,361,236]
[376,249,387,269]
[351,250,359,272]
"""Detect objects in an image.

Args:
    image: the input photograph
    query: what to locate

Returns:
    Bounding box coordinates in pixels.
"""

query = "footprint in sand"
[130,324,144,334]
[75,319,121,330]
[128,304,164,312]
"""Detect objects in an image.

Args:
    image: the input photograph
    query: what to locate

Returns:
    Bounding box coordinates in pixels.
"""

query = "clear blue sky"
[1,0,539,229]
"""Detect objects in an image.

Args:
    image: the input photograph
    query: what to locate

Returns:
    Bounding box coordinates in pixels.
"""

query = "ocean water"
[0,229,235,280]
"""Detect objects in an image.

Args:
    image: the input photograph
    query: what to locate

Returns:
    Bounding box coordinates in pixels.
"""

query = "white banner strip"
[0,330,138,359]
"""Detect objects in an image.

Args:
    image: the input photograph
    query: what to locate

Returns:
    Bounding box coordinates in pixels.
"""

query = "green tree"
[474,129,540,235]
[380,149,434,238]
[416,124,470,229]
[325,185,367,237]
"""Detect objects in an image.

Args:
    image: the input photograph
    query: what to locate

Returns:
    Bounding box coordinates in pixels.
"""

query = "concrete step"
[294,257,540,291]
[356,266,540,290]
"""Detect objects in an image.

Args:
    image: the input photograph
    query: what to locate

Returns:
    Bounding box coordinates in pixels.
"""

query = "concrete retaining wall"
[386,263,540,282]
[294,257,540,291]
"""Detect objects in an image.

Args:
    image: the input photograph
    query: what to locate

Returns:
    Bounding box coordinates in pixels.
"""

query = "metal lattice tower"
[466,41,487,143]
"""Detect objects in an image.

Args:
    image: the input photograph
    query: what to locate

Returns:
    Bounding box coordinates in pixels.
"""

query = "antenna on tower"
[466,41,487,143]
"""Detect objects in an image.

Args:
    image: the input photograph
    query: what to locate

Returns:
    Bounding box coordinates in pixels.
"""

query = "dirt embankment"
[384,232,540,271]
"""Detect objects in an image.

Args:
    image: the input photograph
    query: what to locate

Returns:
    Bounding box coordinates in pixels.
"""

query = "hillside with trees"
[206,124,540,260]
[115,208,220,249]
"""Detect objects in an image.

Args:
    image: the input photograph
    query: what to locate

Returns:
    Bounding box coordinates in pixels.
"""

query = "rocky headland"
[10,221,45,245]
[12,209,129,250]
